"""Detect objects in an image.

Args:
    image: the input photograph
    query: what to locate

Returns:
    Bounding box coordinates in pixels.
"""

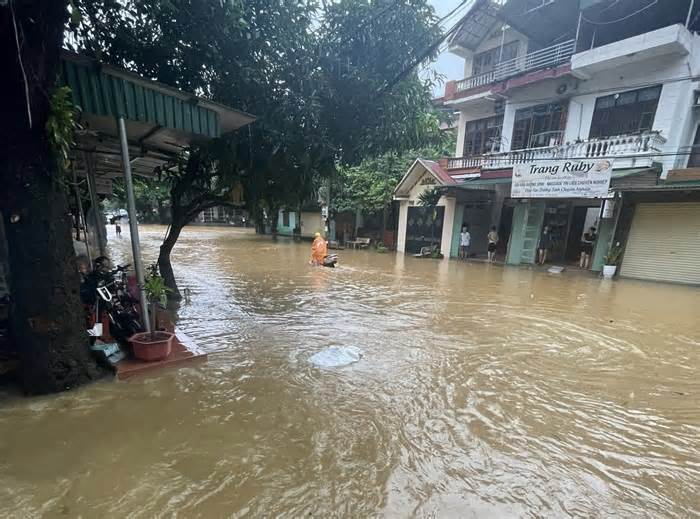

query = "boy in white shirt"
[459,224,471,260]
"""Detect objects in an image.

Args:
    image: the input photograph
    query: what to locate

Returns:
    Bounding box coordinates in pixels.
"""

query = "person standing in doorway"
[579,226,597,269]
[459,224,471,260]
[538,225,553,265]
[487,226,499,263]
[115,220,122,237]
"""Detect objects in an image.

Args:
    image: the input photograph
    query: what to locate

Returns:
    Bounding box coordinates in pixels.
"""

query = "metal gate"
[621,203,700,284]
[506,200,546,264]
[405,206,445,254]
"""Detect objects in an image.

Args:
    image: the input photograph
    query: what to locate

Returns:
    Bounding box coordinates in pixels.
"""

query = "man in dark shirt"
[579,226,597,269]
[538,225,554,265]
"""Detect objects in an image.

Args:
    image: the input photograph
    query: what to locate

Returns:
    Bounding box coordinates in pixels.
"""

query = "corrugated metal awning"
[61,52,255,181]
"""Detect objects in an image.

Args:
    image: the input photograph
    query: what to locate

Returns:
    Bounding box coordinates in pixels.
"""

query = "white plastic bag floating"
[309,346,362,368]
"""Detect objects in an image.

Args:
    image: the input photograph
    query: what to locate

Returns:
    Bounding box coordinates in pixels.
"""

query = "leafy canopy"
[335,124,455,214]
[66,0,446,214]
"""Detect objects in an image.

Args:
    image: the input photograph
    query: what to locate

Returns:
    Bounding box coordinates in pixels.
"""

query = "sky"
[426,0,471,95]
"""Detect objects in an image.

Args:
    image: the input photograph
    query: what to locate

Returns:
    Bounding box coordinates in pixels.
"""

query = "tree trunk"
[158,220,184,301]
[270,205,280,239]
[381,206,388,236]
[0,0,103,394]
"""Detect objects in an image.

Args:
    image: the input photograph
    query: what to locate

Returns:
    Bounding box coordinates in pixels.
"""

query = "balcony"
[454,39,575,94]
[571,24,692,79]
[447,132,667,171]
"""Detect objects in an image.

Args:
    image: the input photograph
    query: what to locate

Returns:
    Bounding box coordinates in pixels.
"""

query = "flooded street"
[1,225,699,517]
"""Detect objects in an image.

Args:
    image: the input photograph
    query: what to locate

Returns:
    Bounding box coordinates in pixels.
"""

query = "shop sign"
[511,159,613,199]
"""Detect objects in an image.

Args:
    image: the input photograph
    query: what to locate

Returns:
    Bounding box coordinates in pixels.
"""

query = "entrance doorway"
[565,206,600,263]
[405,205,445,254]
[498,205,514,257]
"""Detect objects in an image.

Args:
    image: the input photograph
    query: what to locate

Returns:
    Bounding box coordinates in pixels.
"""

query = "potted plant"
[129,272,175,361]
[603,243,623,279]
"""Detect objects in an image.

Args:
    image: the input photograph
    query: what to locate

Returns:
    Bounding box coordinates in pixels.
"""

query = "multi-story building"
[395,0,700,285]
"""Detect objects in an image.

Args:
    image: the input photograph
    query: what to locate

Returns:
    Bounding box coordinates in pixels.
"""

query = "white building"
[395,0,700,285]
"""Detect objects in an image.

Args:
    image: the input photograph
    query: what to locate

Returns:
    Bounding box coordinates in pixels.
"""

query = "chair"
[347,237,371,249]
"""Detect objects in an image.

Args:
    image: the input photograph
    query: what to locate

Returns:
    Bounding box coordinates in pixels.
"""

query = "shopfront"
[394,159,458,257]
[611,181,700,285]
[504,158,614,268]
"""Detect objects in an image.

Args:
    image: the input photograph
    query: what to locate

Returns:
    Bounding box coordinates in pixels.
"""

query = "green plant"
[604,243,623,265]
[418,187,443,244]
[46,86,79,175]
[376,242,388,253]
[142,274,171,341]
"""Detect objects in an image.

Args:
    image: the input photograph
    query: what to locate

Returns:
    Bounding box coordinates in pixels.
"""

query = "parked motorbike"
[81,263,143,343]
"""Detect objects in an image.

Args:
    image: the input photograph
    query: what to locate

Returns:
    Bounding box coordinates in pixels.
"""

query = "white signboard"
[511,159,613,199]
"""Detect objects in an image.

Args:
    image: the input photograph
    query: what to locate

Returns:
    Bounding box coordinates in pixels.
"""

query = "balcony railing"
[447,132,667,170]
[455,39,576,93]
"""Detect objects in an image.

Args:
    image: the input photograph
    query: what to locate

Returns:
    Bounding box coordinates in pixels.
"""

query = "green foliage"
[46,86,79,175]
[108,177,171,222]
[335,125,455,214]
[143,271,171,340]
[604,243,624,265]
[418,187,443,211]
[66,0,445,220]
[143,274,170,305]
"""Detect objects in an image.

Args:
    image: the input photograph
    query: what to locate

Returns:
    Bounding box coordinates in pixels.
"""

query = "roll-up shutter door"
[621,203,700,284]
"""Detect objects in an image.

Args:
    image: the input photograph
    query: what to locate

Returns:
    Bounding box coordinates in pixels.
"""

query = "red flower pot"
[129,331,175,362]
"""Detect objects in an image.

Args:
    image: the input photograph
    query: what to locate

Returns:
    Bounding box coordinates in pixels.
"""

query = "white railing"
[455,39,576,93]
[446,132,667,170]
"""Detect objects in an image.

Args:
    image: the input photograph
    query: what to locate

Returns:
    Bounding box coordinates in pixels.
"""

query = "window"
[688,126,700,168]
[511,102,566,150]
[472,41,519,76]
[589,86,661,138]
[463,115,504,156]
[282,211,290,227]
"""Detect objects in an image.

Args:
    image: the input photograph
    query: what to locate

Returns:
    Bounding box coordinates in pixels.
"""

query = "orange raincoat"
[310,234,327,265]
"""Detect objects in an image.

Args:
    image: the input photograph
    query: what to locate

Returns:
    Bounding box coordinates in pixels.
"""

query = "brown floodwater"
[1,225,699,517]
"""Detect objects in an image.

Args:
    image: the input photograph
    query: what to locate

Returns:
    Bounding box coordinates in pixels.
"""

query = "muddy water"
[1,225,699,517]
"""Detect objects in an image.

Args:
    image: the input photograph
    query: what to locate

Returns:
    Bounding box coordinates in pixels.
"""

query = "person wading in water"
[310,232,328,266]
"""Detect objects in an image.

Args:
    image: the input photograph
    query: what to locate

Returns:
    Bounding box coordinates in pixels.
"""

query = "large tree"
[68,0,444,297]
[1,1,102,394]
[335,120,455,232]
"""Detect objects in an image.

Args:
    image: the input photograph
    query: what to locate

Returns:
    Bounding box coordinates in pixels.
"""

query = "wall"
[276,209,296,236]
[397,201,409,253]
[460,26,529,78]
[453,27,700,175]
[299,212,323,238]
[454,27,530,157]
[396,170,456,255]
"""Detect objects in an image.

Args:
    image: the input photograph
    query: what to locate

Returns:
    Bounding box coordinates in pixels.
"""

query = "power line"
[375,2,476,98]
[437,0,473,26]
[581,0,658,25]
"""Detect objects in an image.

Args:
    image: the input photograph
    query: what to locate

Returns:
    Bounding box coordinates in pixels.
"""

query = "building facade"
[395,0,700,285]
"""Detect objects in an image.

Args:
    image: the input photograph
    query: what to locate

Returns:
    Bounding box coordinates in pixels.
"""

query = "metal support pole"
[83,152,107,257]
[574,11,582,53]
[117,116,151,332]
[71,162,91,266]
